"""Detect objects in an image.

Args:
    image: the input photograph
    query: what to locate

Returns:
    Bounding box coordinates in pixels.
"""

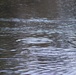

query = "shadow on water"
[0,0,76,75]
[0,0,58,19]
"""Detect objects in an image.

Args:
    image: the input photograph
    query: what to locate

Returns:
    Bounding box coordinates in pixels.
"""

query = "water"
[0,0,76,75]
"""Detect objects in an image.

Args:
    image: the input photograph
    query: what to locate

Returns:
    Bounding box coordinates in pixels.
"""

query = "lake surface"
[0,0,76,75]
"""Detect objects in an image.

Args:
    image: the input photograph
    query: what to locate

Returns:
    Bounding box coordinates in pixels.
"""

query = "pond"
[0,0,76,75]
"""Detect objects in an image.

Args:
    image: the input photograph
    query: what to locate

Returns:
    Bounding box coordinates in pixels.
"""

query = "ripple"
[16,37,52,44]
[0,18,60,23]
[0,18,76,24]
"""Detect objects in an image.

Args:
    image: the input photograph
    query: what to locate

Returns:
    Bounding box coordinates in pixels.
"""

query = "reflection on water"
[0,0,76,75]
[0,0,58,19]
[58,0,76,19]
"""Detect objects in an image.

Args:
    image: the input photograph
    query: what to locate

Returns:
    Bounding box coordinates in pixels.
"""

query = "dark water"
[0,0,76,75]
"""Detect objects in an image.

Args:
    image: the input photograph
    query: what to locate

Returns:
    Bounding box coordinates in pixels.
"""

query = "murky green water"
[0,0,76,75]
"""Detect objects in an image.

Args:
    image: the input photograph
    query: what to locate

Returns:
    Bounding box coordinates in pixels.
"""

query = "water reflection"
[58,0,76,19]
[0,0,58,19]
[0,0,76,75]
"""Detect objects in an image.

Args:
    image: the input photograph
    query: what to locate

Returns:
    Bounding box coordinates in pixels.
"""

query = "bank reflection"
[58,0,76,19]
[0,0,58,19]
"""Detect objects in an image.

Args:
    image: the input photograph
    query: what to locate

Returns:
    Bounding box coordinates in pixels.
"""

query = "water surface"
[0,0,76,75]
